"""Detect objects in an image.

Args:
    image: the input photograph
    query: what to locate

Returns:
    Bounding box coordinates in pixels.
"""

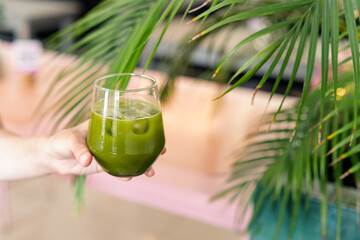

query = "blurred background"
[0,1,302,240]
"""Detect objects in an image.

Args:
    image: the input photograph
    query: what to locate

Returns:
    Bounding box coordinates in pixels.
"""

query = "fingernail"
[147,168,155,177]
[80,153,90,166]
[118,177,132,181]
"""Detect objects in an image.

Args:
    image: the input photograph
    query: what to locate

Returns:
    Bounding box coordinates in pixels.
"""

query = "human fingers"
[70,134,92,167]
[145,167,155,177]
[117,177,132,181]
[78,156,103,174]
[142,148,166,178]
[64,156,103,175]
[161,147,166,155]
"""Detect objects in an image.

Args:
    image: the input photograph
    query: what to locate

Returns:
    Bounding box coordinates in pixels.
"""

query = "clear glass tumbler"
[87,73,165,177]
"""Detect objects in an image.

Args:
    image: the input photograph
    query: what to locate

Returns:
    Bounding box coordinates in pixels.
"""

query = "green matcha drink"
[87,74,165,177]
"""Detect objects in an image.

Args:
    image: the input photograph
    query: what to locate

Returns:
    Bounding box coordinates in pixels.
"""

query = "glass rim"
[94,73,157,93]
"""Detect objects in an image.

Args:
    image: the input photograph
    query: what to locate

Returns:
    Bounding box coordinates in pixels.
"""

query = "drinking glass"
[87,73,165,177]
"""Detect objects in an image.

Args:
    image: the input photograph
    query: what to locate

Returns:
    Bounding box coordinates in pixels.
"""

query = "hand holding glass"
[87,74,165,177]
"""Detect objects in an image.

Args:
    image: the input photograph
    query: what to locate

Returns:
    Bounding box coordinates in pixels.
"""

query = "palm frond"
[213,17,299,80]
[218,72,359,239]
[294,1,320,133]
[271,9,312,127]
[190,0,314,41]
[320,0,330,145]
[343,0,360,145]
[330,0,339,114]
[330,109,342,240]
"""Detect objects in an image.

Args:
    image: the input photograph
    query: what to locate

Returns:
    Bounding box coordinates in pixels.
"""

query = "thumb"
[70,132,92,167]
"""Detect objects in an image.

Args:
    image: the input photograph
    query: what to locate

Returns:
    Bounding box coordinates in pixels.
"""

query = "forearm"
[0,129,51,181]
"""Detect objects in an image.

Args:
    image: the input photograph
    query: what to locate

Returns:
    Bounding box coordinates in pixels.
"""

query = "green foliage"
[38,0,360,238]
[213,73,359,239]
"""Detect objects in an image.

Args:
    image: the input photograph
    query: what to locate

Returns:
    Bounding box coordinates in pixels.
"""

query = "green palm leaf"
[319,0,330,147]
[271,11,311,126]
[189,0,247,23]
[294,1,320,134]
[190,0,314,41]
[343,0,360,144]
[143,0,186,71]
[330,0,339,113]
[251,26,294,103]
[214,36,285,100]
[265,22,303,111]
[330,111,342,240]
[213,17,299,80]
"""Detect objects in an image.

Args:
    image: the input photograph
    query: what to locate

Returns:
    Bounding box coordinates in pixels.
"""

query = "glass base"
[105,171,145,178]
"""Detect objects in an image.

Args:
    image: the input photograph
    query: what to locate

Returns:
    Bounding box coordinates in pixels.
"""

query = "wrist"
[0,129,53,180]
[26,134,54,177]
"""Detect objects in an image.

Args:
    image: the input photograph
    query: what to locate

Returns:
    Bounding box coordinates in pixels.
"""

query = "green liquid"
[87,99,165,177]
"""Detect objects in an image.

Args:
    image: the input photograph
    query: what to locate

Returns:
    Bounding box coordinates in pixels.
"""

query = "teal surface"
[250,189,360,240]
